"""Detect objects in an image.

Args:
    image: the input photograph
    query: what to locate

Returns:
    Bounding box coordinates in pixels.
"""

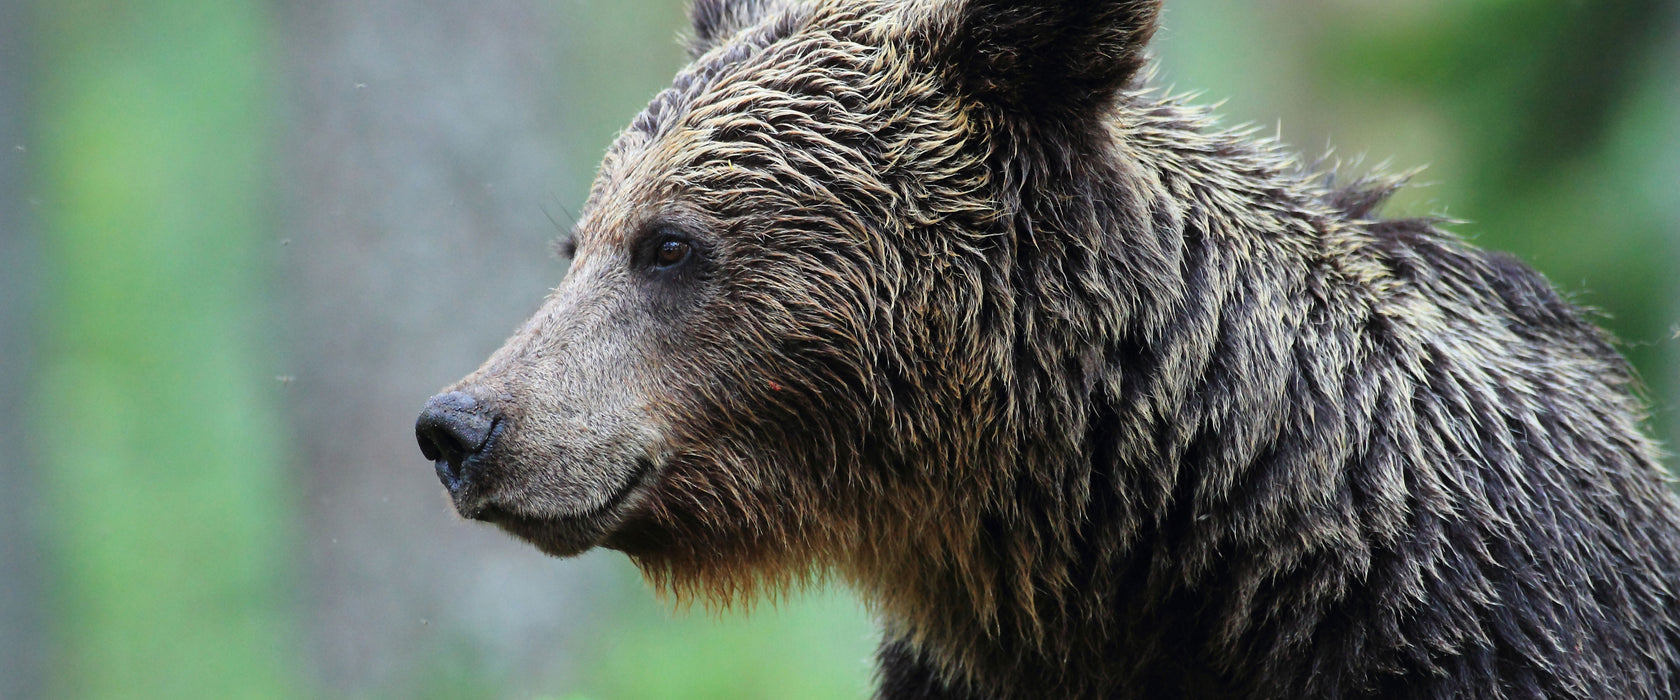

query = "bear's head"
[417,0,1166,607]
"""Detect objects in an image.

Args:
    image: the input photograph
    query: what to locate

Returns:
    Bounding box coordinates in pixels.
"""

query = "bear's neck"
[856,94,1406,697]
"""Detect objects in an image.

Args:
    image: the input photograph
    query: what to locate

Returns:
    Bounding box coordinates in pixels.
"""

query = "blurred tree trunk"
[274,2,629,695]
[0,3,45,699]
[30,0,297,697]
[275,2,887,696]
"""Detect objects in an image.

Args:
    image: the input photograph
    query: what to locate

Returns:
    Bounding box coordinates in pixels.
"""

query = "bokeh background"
[1,1,1676,698]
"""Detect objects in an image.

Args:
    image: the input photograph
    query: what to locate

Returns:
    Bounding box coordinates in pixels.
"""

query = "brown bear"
[415,0,1680,697]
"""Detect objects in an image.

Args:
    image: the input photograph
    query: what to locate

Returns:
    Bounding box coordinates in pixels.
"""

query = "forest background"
[1,1,1676,697]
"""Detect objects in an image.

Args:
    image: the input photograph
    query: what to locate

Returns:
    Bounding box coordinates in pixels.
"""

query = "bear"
[414,0,1680,697]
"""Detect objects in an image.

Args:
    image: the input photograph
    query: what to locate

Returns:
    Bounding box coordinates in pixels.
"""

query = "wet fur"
[461,1,1680,697]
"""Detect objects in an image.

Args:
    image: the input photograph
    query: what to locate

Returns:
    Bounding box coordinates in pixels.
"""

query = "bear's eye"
[637,227,696,272]
[654,237,692,268]
[632,224,708,281]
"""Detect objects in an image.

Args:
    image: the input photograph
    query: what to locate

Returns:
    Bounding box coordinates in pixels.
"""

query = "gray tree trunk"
[275,1,686,695]
[0,3,45,698]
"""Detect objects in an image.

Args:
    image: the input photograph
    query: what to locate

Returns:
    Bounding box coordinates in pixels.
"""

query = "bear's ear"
[686,0,784,58]
[942,0,1161,122]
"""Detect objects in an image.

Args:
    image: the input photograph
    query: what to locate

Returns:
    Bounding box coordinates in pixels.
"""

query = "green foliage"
[571,563,875,700]
[32,0,299,697]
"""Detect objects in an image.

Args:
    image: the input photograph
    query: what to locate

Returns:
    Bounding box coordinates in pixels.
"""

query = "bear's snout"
[416,390,502,509]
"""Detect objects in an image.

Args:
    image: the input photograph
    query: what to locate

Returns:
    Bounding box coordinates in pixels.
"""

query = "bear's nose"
[416,391,500,492]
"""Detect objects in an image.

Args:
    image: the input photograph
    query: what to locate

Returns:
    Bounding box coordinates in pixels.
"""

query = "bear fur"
[417,0,1680,697]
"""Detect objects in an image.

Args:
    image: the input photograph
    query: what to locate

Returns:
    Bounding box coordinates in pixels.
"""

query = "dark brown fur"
[420,1,1680,697]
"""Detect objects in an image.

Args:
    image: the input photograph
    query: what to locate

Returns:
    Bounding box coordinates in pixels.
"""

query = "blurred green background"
[0,1,1674,698]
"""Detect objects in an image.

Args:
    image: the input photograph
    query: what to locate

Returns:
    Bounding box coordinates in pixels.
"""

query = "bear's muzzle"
[416,390,503,517]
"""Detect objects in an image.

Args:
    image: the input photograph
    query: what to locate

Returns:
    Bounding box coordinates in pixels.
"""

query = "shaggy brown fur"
[417,1,1680,697]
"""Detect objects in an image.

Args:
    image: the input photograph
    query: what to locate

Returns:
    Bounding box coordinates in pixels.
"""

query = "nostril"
[416,426,465,464]
[415,391,500,485]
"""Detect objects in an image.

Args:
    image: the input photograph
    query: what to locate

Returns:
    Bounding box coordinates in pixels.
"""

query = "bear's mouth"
[474,457,656,557]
